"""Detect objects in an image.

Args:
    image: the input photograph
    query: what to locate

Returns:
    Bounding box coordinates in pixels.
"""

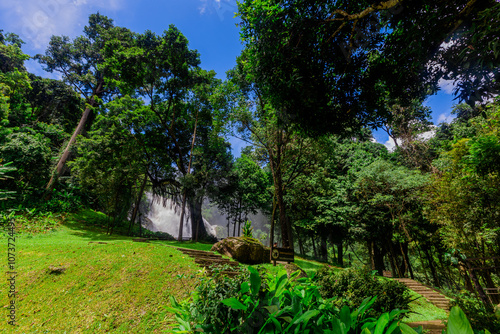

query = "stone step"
[406,320,445,329]
[392,278,452,313]
[179,250,220,257]
[194,260,239,267]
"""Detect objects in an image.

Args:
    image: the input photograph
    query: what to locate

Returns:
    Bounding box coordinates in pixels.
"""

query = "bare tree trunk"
[178,192,187,241]
[177,112,198,241]
[269,192,277,248]
[45,80,103,196]
[311,235,318,258]
[337,241,344,267]
[129,173,148,235]
[424,248,441,287]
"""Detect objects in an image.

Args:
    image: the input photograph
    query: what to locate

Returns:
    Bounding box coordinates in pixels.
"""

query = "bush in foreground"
[168,267,419,333]
[314,267,412,319]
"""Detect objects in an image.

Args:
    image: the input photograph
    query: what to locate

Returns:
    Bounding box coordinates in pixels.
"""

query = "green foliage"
[0,129,52,188]
[169,267,418,333]
[0,161,16,201]
[190,270,250,332]
[449,291,500,333]
[315,267,412,319]
[426,100,500,259]
[243,220,254,238]
[447,306,475,334]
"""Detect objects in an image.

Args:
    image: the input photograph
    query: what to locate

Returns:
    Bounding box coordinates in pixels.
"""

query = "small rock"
[47,265,66,275]
[284,263,308,279]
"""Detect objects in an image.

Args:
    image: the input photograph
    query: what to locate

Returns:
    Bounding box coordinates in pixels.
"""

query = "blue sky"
[0,0,459,154]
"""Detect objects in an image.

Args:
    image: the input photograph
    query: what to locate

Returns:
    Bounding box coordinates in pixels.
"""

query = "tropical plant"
[315,267,412,319]
[242,220,254,238]
[168,267,420,333]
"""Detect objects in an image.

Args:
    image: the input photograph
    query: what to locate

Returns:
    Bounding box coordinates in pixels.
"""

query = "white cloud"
[418,128,436,141]
[0,0,123,50]
[384,137,396,152]
[438,78,456,95]
[437,113,454,124]
[199,0,237,20]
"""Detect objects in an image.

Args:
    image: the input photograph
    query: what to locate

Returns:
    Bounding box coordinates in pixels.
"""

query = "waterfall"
[140,192,216,239]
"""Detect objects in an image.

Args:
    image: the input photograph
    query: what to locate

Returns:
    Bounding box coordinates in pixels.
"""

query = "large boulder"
[211,237,270,265]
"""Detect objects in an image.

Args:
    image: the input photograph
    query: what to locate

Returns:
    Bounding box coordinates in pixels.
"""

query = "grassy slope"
[1,209,446,331]
[1,211,202,333]
[403,289,448,323]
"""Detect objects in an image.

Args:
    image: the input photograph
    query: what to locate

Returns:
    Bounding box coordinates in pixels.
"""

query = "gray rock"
[211,236,270,265]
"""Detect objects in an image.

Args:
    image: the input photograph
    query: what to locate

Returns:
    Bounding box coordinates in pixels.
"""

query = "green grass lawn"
[403,289,449,323]
[1,211,203,333]
[0,209,449,332]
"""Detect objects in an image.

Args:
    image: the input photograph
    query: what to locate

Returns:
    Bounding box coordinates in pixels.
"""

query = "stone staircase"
[176,247,241,278]
[395,278,450,334]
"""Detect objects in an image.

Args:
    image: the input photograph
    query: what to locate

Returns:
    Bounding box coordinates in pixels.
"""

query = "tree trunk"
[480,269,500,304]
[189,197,208,241]
[269,192,277,248]
[296,228,305,256]
[178,191,187,241]
[320,236,328,262]
[45,81,102,196]
[402,242,414,279]
[369,242,375,270]
[388,244,399,278]
[129,173,148,235]
[337,241,344,267]
[311,234,318,258]
[177,111,199,241]
[373,243,385,276]
[424,248,441,287]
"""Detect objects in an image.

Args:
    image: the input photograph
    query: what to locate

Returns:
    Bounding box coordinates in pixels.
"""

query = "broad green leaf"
[339,305,351,331]
[361,328,372,334]
[248,266,261,297]
[385,320,399,334]
[292,309,320,326]
[374,312,389,334]
[447,306,474,334]
[221,297,247,311]
[331,318,346,334]
[399,323,419,334]
[274,273,289,298]
[239,282,250,294]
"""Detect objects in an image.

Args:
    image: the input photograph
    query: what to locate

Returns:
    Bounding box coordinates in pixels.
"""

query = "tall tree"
[36,13,135,192]
[228,51,312,248]
[237,0,500,134]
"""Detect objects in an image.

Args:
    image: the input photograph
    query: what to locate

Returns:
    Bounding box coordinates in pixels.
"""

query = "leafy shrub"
[169,267,419,333]
[187,269,250,333]
[449,290,500,333]
[314,267,412,319]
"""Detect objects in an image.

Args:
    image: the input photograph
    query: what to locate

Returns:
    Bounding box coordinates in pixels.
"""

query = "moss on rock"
[211,237,269,265]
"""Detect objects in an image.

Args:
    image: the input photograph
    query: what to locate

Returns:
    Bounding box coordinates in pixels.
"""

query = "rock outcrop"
[211,237,270,265]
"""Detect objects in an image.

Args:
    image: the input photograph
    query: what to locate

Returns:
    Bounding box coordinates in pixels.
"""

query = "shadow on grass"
[62,209,135,242]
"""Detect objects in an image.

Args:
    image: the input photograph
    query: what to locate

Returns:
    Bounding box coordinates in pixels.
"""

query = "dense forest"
[1,0,500,332]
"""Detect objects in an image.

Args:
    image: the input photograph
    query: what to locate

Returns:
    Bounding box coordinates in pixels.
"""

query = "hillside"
[1,212,201,333]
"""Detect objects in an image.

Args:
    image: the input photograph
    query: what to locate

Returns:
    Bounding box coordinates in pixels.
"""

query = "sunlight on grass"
[403,290,449,323]
[0,212,203,333]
